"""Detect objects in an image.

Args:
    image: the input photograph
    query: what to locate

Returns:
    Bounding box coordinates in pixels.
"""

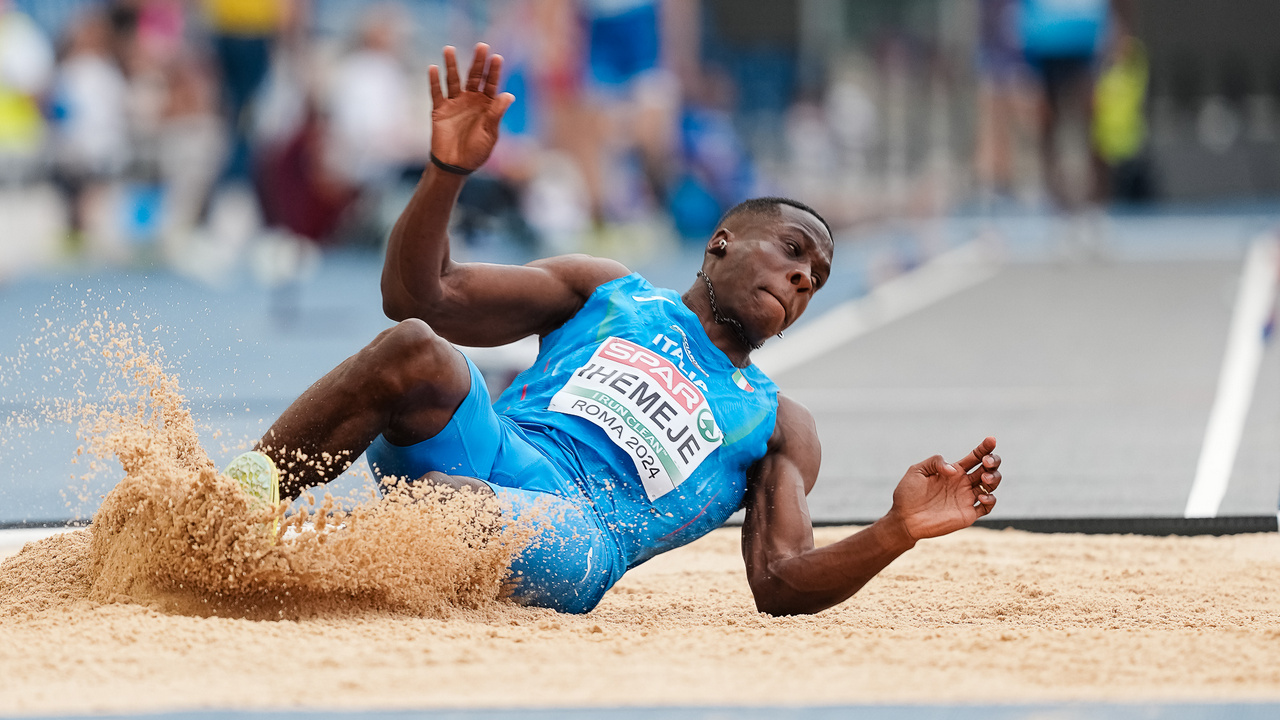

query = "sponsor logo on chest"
[549,336,723,501]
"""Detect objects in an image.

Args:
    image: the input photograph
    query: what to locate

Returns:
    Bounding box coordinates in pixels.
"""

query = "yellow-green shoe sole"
[223,450,281,538]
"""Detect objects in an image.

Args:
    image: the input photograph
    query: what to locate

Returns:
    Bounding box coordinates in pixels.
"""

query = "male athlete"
[225,44,1003,615]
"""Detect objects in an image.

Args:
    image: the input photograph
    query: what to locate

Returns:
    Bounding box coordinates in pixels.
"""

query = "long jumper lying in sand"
[228,42,1004,615]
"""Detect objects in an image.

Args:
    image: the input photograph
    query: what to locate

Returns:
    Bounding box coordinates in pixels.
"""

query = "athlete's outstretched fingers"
[954,436,997,472]
[983,452,1001,471]
[484,53,504,97]
[974,492,996,516]
[979,468,1002,492]
[466,43,488,92]
[444,46,461,97]
[967,460,1001,489]
[428,65,445,107]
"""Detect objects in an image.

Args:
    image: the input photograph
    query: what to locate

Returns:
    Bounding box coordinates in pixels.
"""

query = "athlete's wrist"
[430,153,476,175]
[877,509,920,551]
[421,161,470,191]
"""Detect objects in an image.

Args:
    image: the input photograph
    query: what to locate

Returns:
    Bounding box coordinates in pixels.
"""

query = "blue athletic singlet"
[494,273,780,567]
[366,274,779,612]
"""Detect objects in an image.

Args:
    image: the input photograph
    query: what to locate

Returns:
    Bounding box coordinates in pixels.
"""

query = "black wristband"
[430,153,475,176]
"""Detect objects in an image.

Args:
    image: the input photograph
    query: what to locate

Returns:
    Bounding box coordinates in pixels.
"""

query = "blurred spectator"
[133,0,185,66]
[585,0,679,227]
[250,101,340,319]
[1018,0,1115,210]
[325,3,423,188]
[47,8,130,246]
[586,0,658,89]
[973,0,1036,206]
[475,0,570,252]
[256,102,355,245]
[316,2,432,248]
[0,0,53,183]
[203,0,290,185]
[533,0,676,234]
[155,50,226,260]
[1092,33,1152,202]
[820,57,877,227]
[519,149,591,253]
[670,70,756,242]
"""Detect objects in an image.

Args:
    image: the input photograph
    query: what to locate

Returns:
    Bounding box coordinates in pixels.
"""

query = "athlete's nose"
[788,269,813,294]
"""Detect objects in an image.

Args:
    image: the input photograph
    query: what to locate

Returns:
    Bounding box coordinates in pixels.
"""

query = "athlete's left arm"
[740,395,1002,615]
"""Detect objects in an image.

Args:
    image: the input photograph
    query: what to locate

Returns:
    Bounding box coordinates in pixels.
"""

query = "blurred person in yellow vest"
[0,0,54,181]
[203,0,287,36]
[1092,34,1151,202]
[202,0,293,184]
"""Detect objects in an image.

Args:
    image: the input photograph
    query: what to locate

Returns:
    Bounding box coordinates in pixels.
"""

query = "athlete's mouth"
[761,287,789,327]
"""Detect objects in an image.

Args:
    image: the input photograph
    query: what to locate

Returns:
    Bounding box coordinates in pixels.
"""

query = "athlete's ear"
[708,228,732,256]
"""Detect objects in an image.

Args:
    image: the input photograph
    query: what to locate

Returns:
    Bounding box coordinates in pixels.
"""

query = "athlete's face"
[709,205,833,344]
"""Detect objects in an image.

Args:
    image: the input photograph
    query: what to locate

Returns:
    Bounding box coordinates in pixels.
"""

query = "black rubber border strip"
[969,515,1278,536]
[805,515,1278,536]
[720,515,1278,536]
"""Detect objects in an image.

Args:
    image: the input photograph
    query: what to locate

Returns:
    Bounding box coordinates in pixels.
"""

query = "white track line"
[753,240,1001,377]
[0,526,80,556]
[1185,234,1280,518]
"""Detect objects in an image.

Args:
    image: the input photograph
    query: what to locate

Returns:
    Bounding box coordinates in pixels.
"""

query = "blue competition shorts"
[365,355,624,614]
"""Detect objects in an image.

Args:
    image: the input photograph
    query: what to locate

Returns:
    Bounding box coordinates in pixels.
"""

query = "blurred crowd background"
[1,0,1278,287]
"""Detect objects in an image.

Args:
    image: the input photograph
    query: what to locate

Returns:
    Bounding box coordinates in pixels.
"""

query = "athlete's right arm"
[380,43,628,347]
[741,397,1001,615]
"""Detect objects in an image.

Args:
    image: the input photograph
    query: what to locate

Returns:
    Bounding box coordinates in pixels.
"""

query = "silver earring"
[776,331,784,339]
[718,240,727,249]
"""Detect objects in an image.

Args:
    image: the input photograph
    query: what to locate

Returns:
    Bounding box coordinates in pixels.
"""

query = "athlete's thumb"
[489,92,515,119]
[917,454,954,477]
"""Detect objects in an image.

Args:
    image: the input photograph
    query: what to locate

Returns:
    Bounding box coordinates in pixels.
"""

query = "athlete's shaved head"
[718,197,833,244]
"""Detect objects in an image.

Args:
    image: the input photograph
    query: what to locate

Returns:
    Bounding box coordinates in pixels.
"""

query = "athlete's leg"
[361,357,627,613]
[255,318,473,499]
[389,469,622,614]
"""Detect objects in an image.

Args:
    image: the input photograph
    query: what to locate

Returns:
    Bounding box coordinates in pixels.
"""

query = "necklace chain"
[697,270,762,352]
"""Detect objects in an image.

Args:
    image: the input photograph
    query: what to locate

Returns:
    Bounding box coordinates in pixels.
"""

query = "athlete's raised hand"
[889,437,1001,541]
[428,43,515,172]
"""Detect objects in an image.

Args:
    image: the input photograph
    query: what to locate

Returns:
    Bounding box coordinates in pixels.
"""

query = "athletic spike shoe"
[223,450,281,538]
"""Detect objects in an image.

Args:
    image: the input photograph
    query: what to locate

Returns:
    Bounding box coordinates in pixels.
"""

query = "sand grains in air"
[1,316,532,622]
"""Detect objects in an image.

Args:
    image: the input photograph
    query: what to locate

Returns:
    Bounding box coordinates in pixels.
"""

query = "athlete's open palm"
[891,437,1001,540]
[429,43,515,171]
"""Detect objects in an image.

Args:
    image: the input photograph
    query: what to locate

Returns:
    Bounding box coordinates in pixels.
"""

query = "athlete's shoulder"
[769,393,819,455]
[774,393,816,430]
[761,393,821,492]
[527,254,631,298]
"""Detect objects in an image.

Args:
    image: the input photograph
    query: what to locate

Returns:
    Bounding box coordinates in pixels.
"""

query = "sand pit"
[1,524,1279,713]
[2,311,1278,714]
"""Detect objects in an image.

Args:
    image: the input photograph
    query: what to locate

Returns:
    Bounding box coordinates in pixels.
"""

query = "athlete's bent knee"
[366,319,464,399]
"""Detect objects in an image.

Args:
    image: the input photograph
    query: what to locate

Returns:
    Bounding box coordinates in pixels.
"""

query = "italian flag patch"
[731,369,753,392]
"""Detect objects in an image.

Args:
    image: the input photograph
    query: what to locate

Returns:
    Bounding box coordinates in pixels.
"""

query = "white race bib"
[549,337,723,500]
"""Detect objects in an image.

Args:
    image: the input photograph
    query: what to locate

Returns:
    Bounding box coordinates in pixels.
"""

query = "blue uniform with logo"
[366,274,779,613]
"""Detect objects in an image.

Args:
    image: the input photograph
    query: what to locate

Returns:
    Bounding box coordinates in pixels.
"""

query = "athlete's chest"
[548,322,773,495]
